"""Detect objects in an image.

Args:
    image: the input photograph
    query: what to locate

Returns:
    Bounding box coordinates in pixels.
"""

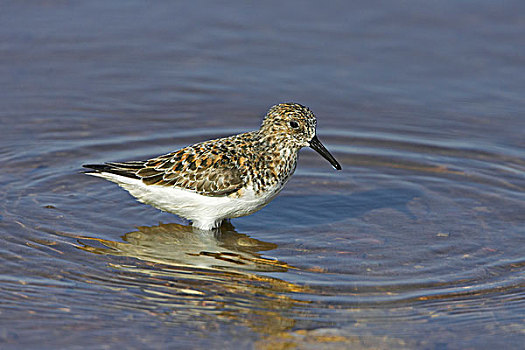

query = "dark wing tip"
[82,162,142,179]
[83,163,109,172]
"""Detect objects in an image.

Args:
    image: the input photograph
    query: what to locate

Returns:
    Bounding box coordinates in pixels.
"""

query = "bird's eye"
[289,121,299,129]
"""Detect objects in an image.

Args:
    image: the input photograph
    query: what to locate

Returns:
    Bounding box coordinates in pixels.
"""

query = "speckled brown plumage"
[84,102,341,229]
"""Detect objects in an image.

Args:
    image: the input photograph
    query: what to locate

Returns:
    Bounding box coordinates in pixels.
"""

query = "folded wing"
[84,144,245,196]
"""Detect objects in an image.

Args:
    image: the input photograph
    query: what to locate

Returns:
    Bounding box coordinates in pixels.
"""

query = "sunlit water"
[1,1,524,349]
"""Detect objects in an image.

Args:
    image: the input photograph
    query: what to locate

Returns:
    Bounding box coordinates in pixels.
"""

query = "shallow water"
[1,1,524,349]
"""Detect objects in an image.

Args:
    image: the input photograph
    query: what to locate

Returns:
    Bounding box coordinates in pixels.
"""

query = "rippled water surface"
[1,1,524,349]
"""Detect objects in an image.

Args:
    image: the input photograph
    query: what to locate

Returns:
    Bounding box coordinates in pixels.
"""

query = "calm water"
[1,1,524,349]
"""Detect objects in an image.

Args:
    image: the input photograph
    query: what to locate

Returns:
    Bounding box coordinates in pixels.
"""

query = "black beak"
[309,135,342,170]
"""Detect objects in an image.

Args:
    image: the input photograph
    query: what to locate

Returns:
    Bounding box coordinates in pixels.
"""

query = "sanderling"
[84,102,341,230]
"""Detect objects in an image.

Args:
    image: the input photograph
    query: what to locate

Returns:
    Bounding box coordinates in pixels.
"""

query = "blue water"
[1,1,524,349]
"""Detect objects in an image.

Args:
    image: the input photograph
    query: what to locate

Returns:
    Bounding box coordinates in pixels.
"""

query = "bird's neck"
[249,131,300,192]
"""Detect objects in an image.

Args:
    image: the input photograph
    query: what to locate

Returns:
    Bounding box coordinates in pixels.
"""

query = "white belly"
[88,172,283,230]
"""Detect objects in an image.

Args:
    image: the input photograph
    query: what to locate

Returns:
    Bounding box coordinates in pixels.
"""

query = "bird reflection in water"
[77,221,292,273]
[75,222,308,335]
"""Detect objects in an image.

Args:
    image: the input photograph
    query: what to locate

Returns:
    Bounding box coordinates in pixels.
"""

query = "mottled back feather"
[137,137,247,196]
[85,132,266,196]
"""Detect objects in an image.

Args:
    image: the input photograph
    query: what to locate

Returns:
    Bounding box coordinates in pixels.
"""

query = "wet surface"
[1,1,524,349]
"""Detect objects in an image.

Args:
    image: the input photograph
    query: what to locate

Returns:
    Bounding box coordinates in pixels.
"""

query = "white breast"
[88,172,285,230]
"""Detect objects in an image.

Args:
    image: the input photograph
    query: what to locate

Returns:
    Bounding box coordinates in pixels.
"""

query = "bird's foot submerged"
[190,218,225,231]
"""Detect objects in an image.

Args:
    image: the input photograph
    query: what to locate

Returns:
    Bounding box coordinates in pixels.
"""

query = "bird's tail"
[82,161,145,179]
